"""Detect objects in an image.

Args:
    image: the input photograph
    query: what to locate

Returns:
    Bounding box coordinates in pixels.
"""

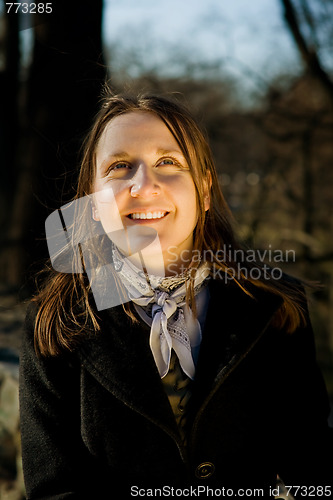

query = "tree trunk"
[0,1,20,240]
[1,0,106,290]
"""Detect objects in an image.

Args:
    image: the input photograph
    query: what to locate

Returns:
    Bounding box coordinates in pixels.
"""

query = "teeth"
[130,211,166,220]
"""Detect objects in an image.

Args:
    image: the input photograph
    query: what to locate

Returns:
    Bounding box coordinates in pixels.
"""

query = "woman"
[19,90,332,499]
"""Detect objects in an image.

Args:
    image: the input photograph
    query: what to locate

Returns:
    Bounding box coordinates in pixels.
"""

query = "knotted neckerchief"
[112,244,210,379]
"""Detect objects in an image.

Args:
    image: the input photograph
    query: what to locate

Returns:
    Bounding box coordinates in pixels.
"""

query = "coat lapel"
[77,304,181,440]
[192,279,283,405]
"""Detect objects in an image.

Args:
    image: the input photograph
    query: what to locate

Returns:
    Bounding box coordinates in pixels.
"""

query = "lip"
[123,208,170,216]
[123,209,170,224]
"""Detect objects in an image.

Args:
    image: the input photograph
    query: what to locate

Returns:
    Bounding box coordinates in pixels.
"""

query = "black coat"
[19,279,332,499]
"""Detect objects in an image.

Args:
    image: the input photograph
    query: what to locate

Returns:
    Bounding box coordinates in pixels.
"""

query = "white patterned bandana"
[112,244,210,379]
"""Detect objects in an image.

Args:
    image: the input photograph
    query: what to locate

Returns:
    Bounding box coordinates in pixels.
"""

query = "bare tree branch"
[281,0,333,102]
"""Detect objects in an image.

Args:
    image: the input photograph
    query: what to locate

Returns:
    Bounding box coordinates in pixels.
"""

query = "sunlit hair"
[33,88,307,356]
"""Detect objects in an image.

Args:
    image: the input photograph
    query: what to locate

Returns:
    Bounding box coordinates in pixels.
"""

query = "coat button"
[195,462,215,479]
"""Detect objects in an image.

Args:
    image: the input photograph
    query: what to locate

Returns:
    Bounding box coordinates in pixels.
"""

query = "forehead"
[96,111,180,157]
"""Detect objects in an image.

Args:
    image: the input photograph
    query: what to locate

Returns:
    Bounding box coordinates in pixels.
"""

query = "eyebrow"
[156,149,184,157]
[104,149,183,158]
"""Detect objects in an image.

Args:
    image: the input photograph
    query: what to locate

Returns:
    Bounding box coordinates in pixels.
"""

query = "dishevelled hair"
[33,89,308,357]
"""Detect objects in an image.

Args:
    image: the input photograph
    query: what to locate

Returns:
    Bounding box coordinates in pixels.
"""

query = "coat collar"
[190,279,283,411]
[77,278,283,443]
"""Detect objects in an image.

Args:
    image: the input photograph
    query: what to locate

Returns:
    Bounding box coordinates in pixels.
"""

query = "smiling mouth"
[127,211,169,220]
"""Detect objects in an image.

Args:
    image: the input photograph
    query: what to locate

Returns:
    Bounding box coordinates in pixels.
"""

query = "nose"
[130,163,160,198]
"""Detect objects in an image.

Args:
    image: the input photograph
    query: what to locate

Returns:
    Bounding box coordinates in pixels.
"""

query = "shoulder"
[20,299,80,370]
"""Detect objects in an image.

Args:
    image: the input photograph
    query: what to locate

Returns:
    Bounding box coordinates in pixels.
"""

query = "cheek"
[92,187,125,232]
[93,180,127,210]
[179,180,198,219]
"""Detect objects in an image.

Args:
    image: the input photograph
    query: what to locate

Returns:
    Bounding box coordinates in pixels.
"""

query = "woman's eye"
[106,163,130,176]
[113,163,129,170]
[160,159,174,165]
[158,158,181,168]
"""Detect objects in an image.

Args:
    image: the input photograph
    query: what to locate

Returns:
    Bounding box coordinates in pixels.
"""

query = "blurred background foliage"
[0,0,332,382]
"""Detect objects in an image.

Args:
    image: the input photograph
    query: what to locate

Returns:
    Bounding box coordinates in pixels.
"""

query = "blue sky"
[102,0,302,83]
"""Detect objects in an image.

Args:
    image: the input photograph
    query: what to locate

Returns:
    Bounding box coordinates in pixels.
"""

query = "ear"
[203,171,212,212]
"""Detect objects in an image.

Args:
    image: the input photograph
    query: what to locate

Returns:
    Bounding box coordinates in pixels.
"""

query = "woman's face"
[92,111,208,274]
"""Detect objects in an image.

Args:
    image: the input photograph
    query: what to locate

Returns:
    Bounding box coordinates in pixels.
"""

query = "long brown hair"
[33,88,307,357]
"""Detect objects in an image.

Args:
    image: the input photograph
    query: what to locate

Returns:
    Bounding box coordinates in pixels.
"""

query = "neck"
[125,252,196,278]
